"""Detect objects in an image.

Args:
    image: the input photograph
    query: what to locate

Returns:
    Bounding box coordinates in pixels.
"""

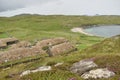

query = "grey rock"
[70,59,98,75]
[20,66,51,77]
[81,68,115,79]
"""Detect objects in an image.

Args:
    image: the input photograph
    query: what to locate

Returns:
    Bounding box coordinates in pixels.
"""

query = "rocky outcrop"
[81,68,115,79]
[70,59,116,79]
[20,66,51,77]
[70,59,98,75]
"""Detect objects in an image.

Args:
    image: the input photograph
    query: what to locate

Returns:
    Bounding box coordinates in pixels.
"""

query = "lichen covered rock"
[81,68,115,79]
[70,59,98,75]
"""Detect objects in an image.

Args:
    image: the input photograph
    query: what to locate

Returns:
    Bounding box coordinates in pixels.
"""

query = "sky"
[0,0,120,17]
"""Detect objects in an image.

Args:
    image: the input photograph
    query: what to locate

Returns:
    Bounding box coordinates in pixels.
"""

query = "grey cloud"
[0,0,120,16]
[0,0,25,12]
[0,0,55,12]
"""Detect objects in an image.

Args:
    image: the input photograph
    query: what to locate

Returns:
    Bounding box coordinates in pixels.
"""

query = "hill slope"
[82,35,120,53]
[0,15,120,80]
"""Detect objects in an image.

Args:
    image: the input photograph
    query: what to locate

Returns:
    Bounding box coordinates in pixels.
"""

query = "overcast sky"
[0,0,120,17]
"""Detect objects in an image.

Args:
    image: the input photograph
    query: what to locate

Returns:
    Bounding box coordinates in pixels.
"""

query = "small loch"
[84,25,120,37]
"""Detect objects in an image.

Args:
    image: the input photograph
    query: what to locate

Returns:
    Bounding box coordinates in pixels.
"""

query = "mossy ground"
[0,15,120,80]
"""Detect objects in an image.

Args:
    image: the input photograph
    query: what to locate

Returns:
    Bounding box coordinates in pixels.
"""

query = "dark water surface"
[84,25,120,37]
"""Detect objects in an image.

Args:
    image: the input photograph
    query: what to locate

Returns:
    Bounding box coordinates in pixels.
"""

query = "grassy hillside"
[19,36,120,80]
[0,15,120,80]
[1,15,120,40]
[1,15,120,50]
[82,35,120,54]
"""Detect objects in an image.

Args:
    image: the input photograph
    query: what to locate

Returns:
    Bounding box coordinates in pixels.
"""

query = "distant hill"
[82,35,120,53]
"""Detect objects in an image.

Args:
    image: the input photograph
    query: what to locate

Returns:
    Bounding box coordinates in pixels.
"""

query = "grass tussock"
[21,70,82,80]
[94,55,120,75]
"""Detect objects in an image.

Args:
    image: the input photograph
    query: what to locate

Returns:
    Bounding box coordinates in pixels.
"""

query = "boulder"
[70,59,98,75]
[81,68,115,79]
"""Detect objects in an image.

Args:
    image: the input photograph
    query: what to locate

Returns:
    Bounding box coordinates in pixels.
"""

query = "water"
[84,25,120,37]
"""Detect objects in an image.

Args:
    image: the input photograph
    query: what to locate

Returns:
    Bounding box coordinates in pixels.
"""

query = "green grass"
[1,52,120,80]
[0,15,120,80]
[1,15,120,40]
[0,15,106,51]
[81,35,120,53]
[21,70,82,80]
